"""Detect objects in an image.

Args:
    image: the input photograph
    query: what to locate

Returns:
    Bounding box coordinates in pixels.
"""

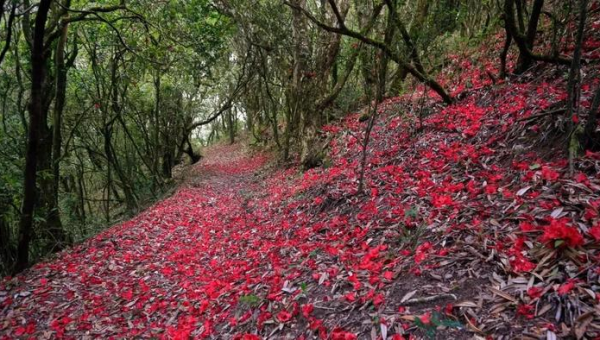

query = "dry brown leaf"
[537,303,553,317]
[517,186,532,196]
[573,311,594,339]
[463,314,484,334]
[454,300,478,308]
[489,287,517,303]
[400,290,418,303]
[399,315,416,322]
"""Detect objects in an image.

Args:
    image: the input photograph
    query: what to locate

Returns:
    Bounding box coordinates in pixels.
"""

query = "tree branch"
[187,51,253,131]
[0,2,16,66]
[316,3,384,109]
[284,0,453,104]
[504,0,571,66]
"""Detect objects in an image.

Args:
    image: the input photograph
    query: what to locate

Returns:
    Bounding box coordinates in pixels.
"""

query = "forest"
[1,0,600,338]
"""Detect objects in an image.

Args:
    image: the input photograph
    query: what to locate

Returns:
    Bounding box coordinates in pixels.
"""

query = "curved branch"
[187,51,253,131]
[316,3,384,110]
[0,2,16,66]
[383,0,426,75]
[187,102,234,130]
[504,0,571,66]
[285,0,453,104]
[73,14,165,66]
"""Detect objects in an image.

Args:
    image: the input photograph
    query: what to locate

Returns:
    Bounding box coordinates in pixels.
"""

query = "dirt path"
[0,144,276,339]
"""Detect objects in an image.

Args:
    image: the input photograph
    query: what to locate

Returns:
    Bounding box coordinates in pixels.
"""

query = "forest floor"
[2,82,600,340]
[3,28,600,340]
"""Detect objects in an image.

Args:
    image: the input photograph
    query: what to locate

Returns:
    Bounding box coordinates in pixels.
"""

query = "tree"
[567,0,589,174]
[0,0,17,66]
[16,0,53,272]
[5,0,235,273]
[287,0,453,105]
[503,0,571,74]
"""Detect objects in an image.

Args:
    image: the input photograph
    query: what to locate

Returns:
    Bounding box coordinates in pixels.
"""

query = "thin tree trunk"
[290,0,319,168]
[46,19,73,252]
[0,1,16,67]
[504,0,570,71]
[499,22,513,78]
[357,2,392,194]
[0,197,16,274]
[227,109,235,144]
[581,86,600,150]
[515,0,544,73]
[567,0,588,175]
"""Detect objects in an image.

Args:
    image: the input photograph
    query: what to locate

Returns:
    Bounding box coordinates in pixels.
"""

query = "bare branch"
[284,0,453,104]
[0,2,16,66]
[504,0,571,66]
[187,52,253,131]
[327,0,346,28]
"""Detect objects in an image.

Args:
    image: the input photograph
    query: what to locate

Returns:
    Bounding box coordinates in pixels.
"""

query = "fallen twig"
[403,293,458,305]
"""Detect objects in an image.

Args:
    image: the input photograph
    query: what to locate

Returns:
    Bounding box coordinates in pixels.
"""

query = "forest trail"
[0,144,280,339]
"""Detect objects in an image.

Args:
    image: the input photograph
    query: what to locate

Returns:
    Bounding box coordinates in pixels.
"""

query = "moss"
[569,124,584,156]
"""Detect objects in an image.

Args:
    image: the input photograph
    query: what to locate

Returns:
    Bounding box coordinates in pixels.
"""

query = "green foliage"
[0,0,240,274]
[239,294,261,307]
[398,225,426,251]
[405,206,419,219]
[414,312,463,339]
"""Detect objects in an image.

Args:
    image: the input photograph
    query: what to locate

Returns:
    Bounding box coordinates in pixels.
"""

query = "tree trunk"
[184,136,202,163]
[16,0,53,273]
[357,4,393,193]
[567,0,588,175]
[0,196,16,274]
[388,0,427,95]
[355,0,376,100]
[290,0,320,168]
[152,71,162,190]
[515,0,544,73]
[581,86,600,150]
[44,19,73,253]
[504,0,569,72]
[227,109,235,144]
[499,19,513,78]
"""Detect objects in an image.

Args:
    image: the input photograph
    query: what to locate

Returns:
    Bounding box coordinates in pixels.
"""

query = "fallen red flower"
[277,311,292,323]
[540,219,584,248]
[517,304,535,319]
[331,328,357,340]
